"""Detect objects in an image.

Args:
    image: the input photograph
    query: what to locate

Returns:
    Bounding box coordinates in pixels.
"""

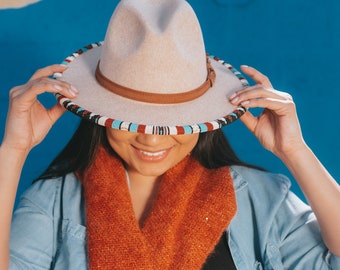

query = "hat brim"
[54,42,248,135]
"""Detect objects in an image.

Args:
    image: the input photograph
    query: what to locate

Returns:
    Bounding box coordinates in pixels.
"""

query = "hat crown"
[99,0,207,94]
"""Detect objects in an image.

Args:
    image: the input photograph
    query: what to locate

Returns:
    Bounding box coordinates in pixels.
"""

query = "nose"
[135,134,166,146]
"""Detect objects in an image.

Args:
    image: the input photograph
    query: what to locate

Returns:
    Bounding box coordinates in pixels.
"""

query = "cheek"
[176,134,199,154]
[105,129,132,153]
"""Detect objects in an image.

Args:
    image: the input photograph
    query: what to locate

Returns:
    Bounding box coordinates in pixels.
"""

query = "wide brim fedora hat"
[54,0,248,135]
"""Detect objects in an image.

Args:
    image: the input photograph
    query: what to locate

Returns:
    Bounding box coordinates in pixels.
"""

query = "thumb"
[239,111,258,134]
[48,103,66,124]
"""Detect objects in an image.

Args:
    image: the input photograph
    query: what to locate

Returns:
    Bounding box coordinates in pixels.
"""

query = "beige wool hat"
[55,0,248,135]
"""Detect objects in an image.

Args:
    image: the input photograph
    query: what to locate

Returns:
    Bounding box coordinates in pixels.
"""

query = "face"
[106,129,199,179]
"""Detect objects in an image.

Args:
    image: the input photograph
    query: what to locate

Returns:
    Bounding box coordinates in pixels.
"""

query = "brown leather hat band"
[95,59,216,104]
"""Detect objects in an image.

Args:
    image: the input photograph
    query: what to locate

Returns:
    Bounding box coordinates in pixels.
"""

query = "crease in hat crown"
[98,0,208,96]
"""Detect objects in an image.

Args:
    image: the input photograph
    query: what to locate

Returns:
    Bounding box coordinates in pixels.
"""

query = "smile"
[134,147,171,162]
[140,150,167,157]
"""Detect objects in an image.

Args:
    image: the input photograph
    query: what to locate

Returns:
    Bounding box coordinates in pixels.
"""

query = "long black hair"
[39,119,262,179]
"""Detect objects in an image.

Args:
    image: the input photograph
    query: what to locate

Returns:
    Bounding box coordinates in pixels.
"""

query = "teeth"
[140,150,166,157]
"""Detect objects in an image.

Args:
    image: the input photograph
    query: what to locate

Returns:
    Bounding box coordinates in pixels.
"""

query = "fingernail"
[229,93,237,100]
[70,85,79,93]
[229,96,239,104]
[68,86,78,97]
[241,100,250,106]
[54,84,63,91]
[54,72,63,79]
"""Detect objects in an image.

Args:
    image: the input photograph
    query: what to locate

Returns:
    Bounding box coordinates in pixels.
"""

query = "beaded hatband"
[54,42,248,135]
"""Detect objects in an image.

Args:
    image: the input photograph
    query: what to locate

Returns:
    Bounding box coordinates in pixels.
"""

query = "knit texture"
[81,146,237,269]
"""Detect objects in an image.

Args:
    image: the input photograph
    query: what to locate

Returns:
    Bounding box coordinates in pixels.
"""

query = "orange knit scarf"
[81,146,237,269]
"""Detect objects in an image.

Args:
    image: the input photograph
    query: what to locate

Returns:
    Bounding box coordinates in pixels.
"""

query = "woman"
[1,0,340,269]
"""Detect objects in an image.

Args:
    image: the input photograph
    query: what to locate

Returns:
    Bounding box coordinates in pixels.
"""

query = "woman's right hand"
[1,64,78,154]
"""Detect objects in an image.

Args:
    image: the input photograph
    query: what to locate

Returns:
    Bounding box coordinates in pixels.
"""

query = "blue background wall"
[0,0,339,206]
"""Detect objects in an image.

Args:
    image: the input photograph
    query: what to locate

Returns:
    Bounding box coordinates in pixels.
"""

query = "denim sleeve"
[9,179,61,269]
[268,191,340,269]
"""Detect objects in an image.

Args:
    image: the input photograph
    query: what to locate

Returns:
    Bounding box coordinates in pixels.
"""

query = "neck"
[127,170,162,225]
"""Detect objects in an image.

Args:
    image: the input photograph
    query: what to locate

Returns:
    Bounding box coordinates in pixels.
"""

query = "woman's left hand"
[229,65,306,159]
[230,67,340,257]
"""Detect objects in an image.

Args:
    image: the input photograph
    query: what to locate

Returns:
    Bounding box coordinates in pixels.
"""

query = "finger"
[29,64,68,81]
[229,85,291,105]
[239,111,258,134]
[10,77,78,103]
[240,65,273,88]
[239,97,295,116]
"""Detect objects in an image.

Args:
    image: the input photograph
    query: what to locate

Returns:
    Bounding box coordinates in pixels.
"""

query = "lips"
[134,147,171,162]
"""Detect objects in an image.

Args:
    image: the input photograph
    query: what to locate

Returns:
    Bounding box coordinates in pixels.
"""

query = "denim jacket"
[10,166,340,269]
